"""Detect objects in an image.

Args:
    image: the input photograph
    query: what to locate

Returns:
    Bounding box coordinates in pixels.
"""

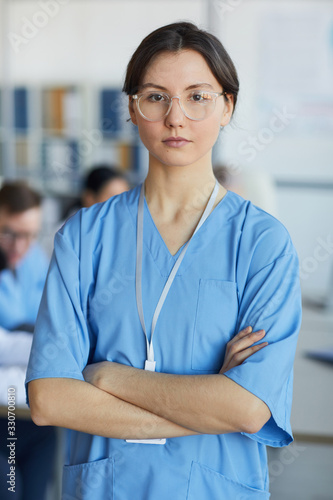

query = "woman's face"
[129,49,233,170]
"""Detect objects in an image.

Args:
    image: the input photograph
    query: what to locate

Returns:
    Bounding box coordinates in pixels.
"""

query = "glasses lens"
[182,91,216,121]
[137,91,218,121]
[139,93,170,121]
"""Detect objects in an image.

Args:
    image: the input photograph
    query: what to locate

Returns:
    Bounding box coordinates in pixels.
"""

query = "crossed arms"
[28,326,271,439]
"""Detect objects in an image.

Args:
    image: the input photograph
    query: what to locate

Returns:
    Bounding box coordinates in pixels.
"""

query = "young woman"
[27,22,301,499]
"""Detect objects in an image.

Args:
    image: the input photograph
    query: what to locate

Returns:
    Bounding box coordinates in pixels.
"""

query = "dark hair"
[123,22,239,112]
[0,181,41,213]
[84,165,127,194]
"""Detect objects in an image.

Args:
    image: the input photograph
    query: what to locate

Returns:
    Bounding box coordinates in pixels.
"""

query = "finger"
[220,341,268,374]
[227,329,266,357]
[232,342,268,365]
[224,342,268,371]
[228,326,253,344]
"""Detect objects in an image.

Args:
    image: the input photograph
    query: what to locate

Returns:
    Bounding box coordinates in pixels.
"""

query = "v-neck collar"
[143,196,187,260]
[127,184,232,277]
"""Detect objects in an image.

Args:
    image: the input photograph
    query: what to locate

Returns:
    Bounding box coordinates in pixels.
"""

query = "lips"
[162,136,191,148]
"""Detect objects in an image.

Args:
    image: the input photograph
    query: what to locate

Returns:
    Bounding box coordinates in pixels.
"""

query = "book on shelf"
[63,89,81,137]
[41,138,80,193]
[100,89,134,137]
[0,141,3,177]
[42,87,82,137]
[118,142,133,171]
[15,137,29,168]
[89,139,146,175]
[132,141,148,175]
[14,88,28,132]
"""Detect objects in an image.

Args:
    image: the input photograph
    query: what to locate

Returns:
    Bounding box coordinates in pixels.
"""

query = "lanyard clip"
[144,360,156,372]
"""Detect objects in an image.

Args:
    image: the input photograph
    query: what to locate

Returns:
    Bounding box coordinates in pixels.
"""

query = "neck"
[144,156,219,218]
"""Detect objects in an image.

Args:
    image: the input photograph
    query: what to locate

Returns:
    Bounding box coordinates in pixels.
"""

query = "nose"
[165,96,185,127]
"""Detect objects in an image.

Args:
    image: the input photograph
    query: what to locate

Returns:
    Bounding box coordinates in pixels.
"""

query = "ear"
[220,94,234,127]
[128,96,138,126]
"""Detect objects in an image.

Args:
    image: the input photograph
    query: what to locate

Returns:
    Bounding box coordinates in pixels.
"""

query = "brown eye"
[146,93,167,103]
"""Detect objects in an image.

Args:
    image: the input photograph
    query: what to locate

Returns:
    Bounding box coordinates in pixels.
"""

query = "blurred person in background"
[0,181,56,500]
[214,163,279,218]
[63,164,130,220]
[0,181,47,330]
[81,164,130,207]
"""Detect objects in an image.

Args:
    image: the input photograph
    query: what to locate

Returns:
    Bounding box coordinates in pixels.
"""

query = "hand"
[220,326,268,374]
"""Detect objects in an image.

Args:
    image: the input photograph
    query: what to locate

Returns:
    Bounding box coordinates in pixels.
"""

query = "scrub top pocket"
[62,457,114,500]
[192,279,238,371]
[187,462,270,499]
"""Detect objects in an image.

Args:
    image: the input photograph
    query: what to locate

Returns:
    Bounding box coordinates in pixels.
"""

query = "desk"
[291,305,333,442]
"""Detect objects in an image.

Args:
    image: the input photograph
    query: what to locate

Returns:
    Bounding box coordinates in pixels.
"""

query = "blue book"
[100,89,122,136]
[14,88,28,131]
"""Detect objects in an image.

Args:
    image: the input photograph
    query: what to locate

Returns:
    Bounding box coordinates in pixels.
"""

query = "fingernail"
[255,329,265,336]
[246,326,252,333]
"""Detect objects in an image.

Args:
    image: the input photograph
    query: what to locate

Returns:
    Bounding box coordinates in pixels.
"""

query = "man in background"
[0,181,48,330]
[0,181,56,500]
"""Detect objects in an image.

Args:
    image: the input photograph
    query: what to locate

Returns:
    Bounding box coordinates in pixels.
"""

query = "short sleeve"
[25,216,92,404]
[225,218,302,447]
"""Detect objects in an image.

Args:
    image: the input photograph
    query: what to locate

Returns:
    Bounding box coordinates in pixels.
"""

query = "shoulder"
[14,244,49,284]
[226,191,297,268]
[56,187,139,254]
[21,243,49,268]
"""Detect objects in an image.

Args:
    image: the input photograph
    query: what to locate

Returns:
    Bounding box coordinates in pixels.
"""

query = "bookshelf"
[0,84,146,195]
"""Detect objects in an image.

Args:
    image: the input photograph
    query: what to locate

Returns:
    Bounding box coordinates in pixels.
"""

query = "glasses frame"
[132,90,227,122]
[0,228,38,245]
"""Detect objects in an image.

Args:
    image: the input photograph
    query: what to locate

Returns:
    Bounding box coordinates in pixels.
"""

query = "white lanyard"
[136,179,219,372]
[126,180,219,445]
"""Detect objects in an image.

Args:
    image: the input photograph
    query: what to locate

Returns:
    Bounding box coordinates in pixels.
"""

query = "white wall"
[209,0,333,297]
[1,0,206,85]
[210,0,333,182]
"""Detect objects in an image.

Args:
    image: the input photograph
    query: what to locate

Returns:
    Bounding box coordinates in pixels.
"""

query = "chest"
[86,221,240,374]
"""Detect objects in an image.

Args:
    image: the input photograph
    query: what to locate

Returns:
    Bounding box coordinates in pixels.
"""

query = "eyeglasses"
[132,90,226,122]
[0,229,37,245]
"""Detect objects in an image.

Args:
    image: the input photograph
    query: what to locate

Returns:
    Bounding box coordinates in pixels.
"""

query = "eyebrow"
[139,82,215,92]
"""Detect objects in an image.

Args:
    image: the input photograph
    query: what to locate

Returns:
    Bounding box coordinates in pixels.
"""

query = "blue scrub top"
[26,186,301,500]
[0,244,48,330]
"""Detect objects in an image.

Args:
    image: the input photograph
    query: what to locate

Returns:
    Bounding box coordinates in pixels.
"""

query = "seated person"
[0,181,48,331]
[0,181,56,500]
[63,165,130,219]
[82,165,130,207]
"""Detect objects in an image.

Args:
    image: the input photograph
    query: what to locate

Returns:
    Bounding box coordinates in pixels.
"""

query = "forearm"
[28,378,198,439]
[88,363,270,435]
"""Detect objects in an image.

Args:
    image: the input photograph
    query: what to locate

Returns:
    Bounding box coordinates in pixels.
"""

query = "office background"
[0,1,332,498]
